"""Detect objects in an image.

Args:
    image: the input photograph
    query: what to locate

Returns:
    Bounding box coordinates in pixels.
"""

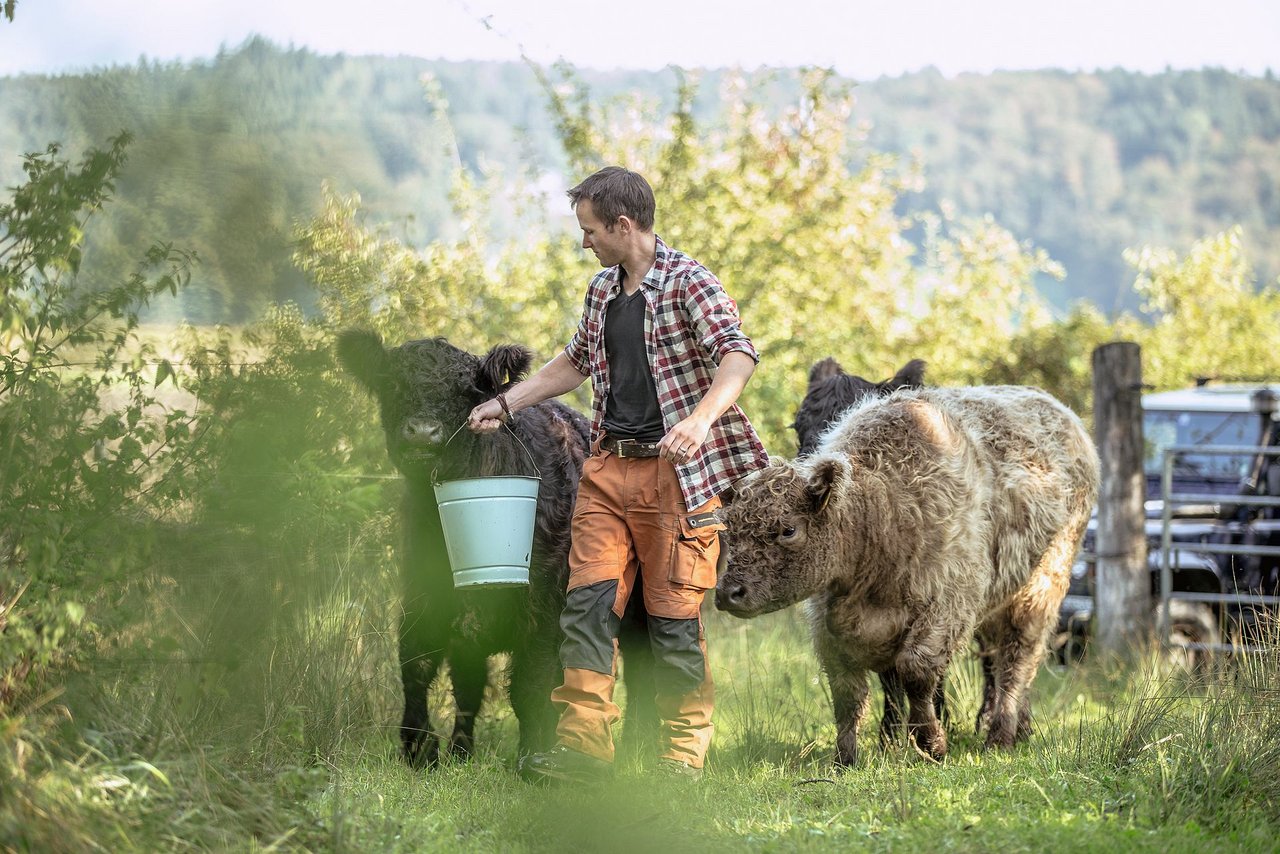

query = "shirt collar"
[647,236,671,291]
[605,235,669,296]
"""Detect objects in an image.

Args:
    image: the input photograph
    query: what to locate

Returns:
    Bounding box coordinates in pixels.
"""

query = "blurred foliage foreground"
[2,70,1280,849]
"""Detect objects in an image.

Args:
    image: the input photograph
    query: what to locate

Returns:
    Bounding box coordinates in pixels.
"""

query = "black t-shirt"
[602,287,664,441]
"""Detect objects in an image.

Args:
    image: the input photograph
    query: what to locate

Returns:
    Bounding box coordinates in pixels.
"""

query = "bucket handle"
[432,418,540,484]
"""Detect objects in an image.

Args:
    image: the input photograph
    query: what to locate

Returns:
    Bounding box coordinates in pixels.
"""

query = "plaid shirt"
[564,236,768,510]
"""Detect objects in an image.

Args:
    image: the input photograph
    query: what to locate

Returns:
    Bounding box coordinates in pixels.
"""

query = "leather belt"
[599,435,662,458]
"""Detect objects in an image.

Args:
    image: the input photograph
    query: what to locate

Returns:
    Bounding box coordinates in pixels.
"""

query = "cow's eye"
[779,524,798,542]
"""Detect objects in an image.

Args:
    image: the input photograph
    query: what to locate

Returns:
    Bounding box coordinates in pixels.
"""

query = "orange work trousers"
[551,446,724,768]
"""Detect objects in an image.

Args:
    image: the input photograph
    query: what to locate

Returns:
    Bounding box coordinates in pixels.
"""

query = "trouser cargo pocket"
[669,510,725,590]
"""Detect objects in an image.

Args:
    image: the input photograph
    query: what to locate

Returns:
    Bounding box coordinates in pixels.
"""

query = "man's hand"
[658,351,755,465]
[660,415,712,465]
[468,398,506,434]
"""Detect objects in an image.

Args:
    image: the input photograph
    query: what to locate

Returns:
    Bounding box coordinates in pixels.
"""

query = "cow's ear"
[476,344,534,394]
[807,357,844,388]
[882,358,926,392]
[806,457,844,516]
[336,329,390,393]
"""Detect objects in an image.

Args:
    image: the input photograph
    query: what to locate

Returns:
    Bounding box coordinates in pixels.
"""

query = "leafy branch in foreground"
[0,134,201,707]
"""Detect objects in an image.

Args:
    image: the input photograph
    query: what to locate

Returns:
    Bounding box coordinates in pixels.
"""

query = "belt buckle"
[615,439,633,458]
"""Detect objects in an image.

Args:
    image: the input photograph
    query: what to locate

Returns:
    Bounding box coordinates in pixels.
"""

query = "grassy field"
[7,541,1280,854]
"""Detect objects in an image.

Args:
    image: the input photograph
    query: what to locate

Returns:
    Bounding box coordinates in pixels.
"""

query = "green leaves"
[1127,228,1280,390]
[154,359,175,388]
[1,134,204,709]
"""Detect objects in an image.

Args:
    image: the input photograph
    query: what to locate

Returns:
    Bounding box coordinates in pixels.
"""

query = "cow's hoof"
[983,720,1017,750]
[402,737,440,770]
[911,726,947,763]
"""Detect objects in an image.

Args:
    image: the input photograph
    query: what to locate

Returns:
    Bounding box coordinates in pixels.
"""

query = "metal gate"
[1159,443,1280,654]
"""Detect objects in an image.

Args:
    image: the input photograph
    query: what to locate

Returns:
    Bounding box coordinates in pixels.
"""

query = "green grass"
[5,546,1280,852]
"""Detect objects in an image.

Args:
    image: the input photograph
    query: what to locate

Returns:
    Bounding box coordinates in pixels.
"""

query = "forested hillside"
[855,68,1280,312]
[2,38,1276,321]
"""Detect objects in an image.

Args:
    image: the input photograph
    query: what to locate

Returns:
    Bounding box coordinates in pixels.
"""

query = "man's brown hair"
[567,166,655,232]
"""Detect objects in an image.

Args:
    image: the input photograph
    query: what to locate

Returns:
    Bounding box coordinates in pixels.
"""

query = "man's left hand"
[659,417,711,465]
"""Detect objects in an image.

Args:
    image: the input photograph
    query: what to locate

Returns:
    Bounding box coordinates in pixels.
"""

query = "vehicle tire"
[1158,600,1219,674]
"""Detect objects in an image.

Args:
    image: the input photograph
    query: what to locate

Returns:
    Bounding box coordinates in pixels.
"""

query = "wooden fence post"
[1092,341,1150,656]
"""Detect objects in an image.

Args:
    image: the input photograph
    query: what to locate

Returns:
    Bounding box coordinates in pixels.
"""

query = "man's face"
[575,198,626,268]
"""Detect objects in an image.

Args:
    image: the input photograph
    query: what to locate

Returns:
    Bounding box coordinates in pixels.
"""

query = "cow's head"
[336,329,533,478]
[715,455,851,618]
[792,358,925,456]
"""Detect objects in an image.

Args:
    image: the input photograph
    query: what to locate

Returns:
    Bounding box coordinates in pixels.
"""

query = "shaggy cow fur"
[337,330,653,767]
[792,356,939,745]
[717,386,1099,766]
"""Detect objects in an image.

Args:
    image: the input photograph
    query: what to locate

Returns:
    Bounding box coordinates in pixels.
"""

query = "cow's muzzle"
[714,579,758,617]
[400,418,444,445]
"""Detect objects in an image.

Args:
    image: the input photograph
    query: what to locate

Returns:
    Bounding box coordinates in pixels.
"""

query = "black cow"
[792,357,926,456]
[337,330,653,767]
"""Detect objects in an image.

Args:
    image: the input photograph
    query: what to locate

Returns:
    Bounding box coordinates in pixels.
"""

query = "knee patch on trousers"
[559,580,621,675]
[648,616,705,695]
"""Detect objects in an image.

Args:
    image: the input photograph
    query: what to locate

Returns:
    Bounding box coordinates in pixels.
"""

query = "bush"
[0,135,199,707]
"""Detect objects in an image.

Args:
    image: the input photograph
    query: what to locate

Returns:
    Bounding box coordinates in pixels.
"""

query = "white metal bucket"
[433,475,539,588]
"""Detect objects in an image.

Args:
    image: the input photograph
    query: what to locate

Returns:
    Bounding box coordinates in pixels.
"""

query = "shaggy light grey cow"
[716,386,1099,765]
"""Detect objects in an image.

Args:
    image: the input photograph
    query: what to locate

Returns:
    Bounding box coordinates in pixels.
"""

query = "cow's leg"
[510,632,561,757]
[988,522,1081,749]
[973,624,1002,737]
[399,491,449,768]
[901,665,948,762]
[1016,691,1033,742]
[824,664,870,768]
[934,678,950,728]
[885,668,947,741]
[978,652,998,735]
[448,649,487,759]
[398,624,443,768]
[984,605,1056,749]
[877,668,906,749]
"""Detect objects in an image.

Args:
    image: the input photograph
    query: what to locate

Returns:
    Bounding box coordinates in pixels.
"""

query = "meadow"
[7,525,1280,852]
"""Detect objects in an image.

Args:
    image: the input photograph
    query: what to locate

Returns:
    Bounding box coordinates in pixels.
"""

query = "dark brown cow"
[337,330,653,767]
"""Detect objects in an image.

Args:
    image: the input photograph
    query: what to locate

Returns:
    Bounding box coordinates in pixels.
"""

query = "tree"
[534,65,1059,450]
[292,67,1070,456]
[1129,227,1280,389]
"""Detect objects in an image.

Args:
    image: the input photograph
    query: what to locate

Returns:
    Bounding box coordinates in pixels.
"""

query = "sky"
[1,0,1277,79]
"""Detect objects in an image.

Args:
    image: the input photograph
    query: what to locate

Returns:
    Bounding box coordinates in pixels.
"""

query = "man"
[468,166,767,782]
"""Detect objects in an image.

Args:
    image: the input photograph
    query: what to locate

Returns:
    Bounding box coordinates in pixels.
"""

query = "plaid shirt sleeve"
[652,240,768,509]
[683,268,760,365]
[563,270,611,376]
[564,311,591,376]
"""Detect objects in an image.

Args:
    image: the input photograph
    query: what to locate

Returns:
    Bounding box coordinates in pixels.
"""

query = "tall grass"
[6,516,1280,849]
